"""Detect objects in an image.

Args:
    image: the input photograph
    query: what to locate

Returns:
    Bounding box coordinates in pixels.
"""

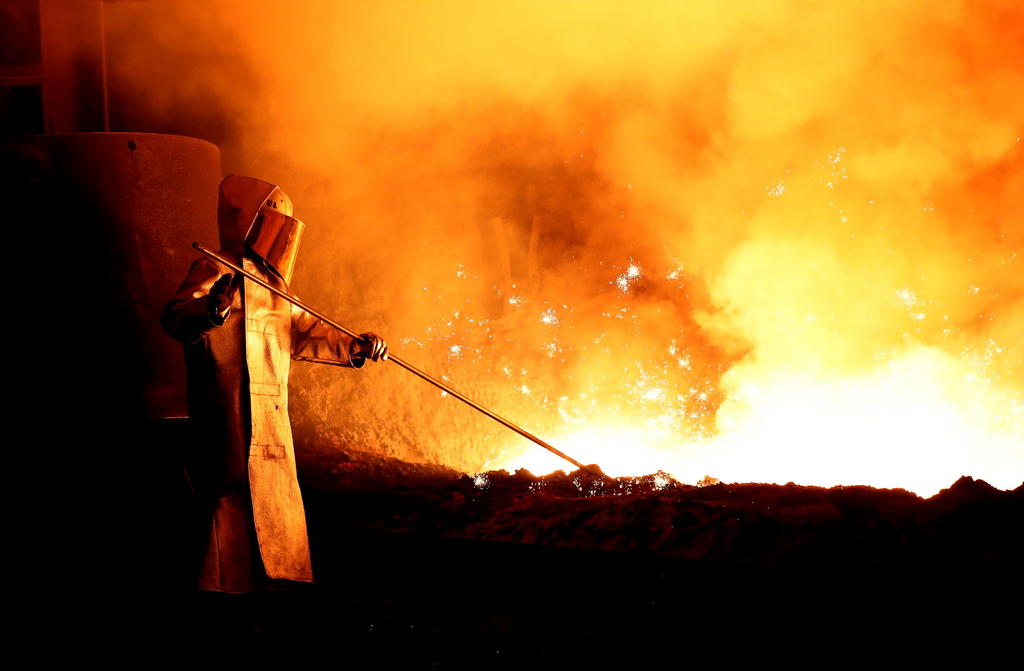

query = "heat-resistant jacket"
[163,252,361,592]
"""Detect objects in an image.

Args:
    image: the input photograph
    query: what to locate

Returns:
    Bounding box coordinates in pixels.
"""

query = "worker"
[162,175,387,592]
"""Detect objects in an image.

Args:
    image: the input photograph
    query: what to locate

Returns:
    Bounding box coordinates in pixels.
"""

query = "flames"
[477,266,1024,497]
[104,0,1024,496]
[377,241,1023,497]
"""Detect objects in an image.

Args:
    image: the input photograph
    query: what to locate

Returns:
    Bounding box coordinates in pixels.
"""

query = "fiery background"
[106,0,1022,495]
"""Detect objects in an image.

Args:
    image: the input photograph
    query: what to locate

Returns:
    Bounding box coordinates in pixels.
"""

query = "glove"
[350,332,389,363]
[207,273,237,326]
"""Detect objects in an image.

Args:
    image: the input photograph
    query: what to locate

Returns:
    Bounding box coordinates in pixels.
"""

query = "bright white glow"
[489,347,1024,497]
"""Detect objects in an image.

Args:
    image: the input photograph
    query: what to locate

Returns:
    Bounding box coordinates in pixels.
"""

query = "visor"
[246,209,305,284]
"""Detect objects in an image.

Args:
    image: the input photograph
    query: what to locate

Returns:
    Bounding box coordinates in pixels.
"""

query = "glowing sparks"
[652,472,671,490]
[819,147,848,189]
[641,387,664,401]
[895,288,917,306]
[614,260,643,293]
[540,308,559,325]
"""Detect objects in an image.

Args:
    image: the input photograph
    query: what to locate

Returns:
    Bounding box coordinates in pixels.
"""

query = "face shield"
[217,176,304,284]
[246,208,305,284]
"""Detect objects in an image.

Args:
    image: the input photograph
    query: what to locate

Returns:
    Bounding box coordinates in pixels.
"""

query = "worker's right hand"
[351,332,389,363]
[207,273,236,325]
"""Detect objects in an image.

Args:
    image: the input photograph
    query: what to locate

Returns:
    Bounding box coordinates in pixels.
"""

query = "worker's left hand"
[207,273,237,325]
[352,332,389,362]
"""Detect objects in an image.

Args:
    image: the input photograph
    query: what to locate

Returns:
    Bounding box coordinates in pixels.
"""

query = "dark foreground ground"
[85,441,1022,661]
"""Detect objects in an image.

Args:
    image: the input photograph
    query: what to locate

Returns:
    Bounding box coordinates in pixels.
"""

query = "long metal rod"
[193,243,605,479]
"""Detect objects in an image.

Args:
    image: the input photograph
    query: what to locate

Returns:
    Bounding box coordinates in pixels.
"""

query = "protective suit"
[162,176,385,592]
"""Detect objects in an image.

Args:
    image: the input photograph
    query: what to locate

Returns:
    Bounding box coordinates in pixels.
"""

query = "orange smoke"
[105,1,1024,494]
